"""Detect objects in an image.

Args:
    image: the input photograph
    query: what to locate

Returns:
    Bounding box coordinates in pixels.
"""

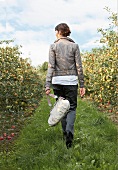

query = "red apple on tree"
[7,136,12,140]
[3,133,7,137]
[0,136,4,140]
[11,133,15,137]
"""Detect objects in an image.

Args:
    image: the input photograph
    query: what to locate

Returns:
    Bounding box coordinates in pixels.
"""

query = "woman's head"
[55,23,71,38]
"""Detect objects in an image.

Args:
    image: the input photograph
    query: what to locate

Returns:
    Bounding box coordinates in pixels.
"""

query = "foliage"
[83,10,117,113]
[0,41,43,148]
[36,61,48,84]
[0,40,43,113]
[0,97,117,170]
[38,61,48,73]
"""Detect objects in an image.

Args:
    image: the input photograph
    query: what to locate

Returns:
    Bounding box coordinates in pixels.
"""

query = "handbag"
[47,94,70,126]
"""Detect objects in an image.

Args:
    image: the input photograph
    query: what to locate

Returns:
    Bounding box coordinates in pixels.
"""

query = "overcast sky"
[0,0,117,66]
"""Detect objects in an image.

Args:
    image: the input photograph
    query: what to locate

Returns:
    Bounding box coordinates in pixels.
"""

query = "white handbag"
[47,94,70,126]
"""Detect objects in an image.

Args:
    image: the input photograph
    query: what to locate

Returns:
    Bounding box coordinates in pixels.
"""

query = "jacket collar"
[54,37,75,43]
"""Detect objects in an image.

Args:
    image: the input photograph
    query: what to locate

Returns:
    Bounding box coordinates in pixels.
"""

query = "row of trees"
[0,41,43,143]
[0,40,43,114]
[83,9,117,113]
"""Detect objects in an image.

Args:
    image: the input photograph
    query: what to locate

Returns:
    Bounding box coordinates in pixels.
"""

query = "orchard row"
[83,10,117,113]
[0,40,43,145]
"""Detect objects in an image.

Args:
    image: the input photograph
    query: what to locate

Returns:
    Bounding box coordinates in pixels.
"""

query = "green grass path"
[0,96,118,170]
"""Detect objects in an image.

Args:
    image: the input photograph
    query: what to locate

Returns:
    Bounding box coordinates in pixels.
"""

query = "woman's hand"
[45,88,51,95]
[80,88,85,97]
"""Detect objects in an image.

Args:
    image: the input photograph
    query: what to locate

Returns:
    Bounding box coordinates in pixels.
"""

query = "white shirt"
[52,75,78,85]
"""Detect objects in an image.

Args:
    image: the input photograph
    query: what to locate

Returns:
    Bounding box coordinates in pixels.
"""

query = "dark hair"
[55,23,71,37]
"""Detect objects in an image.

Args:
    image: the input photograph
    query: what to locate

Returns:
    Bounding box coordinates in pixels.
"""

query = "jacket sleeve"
[75,44,84,88]
[45,44,55,88]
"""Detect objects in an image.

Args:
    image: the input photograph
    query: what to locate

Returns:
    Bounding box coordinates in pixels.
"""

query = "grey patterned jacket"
[45,37,84,89]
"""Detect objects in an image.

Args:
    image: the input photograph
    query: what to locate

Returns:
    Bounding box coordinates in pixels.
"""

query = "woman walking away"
[45,23,85,149]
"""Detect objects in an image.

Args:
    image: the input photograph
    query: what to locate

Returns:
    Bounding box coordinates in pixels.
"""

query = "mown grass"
[0,96,117,170]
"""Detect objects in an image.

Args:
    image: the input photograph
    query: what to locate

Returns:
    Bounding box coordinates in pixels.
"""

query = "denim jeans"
[52,84,78,136]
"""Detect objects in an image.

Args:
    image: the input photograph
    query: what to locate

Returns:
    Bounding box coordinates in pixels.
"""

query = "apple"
[3,133,7,137]
[11,125,15,129]
[0,136,4,140]
[7,136,12,140]
[11,133,15,137]
[109,110,112,113]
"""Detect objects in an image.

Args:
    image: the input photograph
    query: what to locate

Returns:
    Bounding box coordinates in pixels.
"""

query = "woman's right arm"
[74,44,85,97]
[74,44,84,88]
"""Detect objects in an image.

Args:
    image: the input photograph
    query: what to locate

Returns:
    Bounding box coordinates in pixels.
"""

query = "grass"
[0,96,117,170]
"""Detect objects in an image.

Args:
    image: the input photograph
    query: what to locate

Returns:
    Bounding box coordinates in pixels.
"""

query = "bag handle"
[46,94,58,107]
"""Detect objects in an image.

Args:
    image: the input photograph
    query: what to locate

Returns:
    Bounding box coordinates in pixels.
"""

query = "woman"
[45,23,85,148]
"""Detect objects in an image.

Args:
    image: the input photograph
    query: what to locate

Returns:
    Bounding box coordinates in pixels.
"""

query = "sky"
[0,0,117,67]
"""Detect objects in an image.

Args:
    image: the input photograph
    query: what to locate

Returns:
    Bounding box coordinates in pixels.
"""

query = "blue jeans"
[52,84,78,136]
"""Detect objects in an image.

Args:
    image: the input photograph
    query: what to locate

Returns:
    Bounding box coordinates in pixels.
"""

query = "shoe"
[66,132,73,149]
